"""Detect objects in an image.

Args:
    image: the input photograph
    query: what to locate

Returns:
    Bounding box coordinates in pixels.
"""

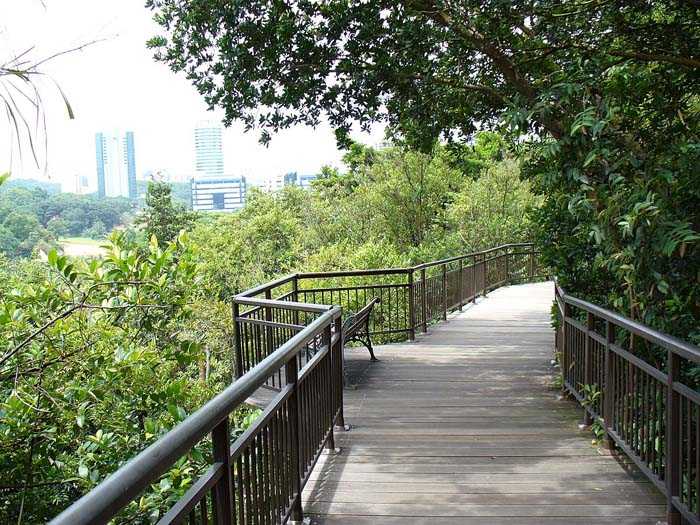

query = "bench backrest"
[344,297,380,337]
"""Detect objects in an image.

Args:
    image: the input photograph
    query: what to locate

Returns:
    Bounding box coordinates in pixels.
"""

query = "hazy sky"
[0,1,385,191]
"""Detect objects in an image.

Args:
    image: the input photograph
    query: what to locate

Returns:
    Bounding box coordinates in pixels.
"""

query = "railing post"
[529,244,535,281]
[666,349,681,525]
[408,269,416,341]
[441,263,448,321]
[285,356,304,523]
[583,312,594,426]
[323,324,336,451]
[603,320,615,450]
[504,249,510,284]
[561,300,571,394]
[458,258,464,311]
[472,256,477,303]
[334,314,347,429]
[232,300,243,379]
[421,268,428,332]
[211,417,234,525]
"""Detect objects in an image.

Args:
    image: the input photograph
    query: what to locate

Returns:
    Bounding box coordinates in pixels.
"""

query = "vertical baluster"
[212,418,233,525]
[583,312,594,426]
[322,324,335,450]
[285,356,304,522]
[420,268,428,332]
[458,259,464,310]
[441,264,447,321]
[232,301,243,380]
[603,320,614,450]
[504,250,510,284]
[667,349,681,524]
[408,270,416,340]
[334,314,347,429]
[561,299,570,393]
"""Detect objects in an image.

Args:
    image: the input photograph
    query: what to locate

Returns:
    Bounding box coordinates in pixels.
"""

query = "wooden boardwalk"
[303,282,665,525]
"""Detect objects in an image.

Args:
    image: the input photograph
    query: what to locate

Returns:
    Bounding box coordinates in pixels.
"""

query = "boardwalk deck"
[303,281,665,525]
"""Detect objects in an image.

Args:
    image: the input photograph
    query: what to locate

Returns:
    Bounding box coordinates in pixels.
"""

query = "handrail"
[556,284,700,363]
[554,284,700,525]
[234,242,544,377]
[50,241,543,524]
[50,306,342,525]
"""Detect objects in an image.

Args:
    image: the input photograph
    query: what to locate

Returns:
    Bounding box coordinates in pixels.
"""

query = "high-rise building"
[283,172,298,186]
[298,174,318,189]
[191,176,247,212]
[282,172,317,190]
[194,122,224,178]
[95,131,137,199]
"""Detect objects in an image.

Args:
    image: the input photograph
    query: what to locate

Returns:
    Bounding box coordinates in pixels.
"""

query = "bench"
[342,297,380,361]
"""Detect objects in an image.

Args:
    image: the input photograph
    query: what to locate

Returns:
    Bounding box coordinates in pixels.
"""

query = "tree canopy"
[146,0,700,343]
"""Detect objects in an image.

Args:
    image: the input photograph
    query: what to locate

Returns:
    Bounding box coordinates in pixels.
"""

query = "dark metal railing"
[50,242,542,524]
[233,243,543,377]
[50,298,344,525]
[555,284,700,525]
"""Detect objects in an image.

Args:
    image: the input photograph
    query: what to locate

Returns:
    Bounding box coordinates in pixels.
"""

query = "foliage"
[448,159,538,250]
[146,0,700,345]
[136,180,191,207]
[0,233,227,523]
[0,185,134,257]
[136,181,196,245]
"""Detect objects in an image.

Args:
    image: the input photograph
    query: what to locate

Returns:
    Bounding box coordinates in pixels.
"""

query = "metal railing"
[234,243,543,377]
[50,242,542,524]
[555,284,700,525]
[51,298,344,525]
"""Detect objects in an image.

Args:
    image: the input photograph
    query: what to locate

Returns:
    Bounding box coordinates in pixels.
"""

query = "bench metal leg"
[362,335,379,362]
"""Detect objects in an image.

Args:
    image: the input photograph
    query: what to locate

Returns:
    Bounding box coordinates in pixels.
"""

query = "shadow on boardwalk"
[303,281,665,525]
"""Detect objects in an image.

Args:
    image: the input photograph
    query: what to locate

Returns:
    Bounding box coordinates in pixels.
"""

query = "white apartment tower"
[194,121,224,179]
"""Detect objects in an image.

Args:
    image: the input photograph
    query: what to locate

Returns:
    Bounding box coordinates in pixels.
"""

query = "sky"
[0,1,385,191]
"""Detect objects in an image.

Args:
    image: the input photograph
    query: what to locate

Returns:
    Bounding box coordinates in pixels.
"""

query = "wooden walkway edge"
[303,282,665,525]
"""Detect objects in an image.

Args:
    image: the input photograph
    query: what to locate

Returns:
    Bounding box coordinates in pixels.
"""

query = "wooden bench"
[342,297,380,361]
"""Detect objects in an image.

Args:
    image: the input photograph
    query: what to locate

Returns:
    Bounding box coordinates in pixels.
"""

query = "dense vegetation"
[0,185,134,257]
[0,139,531,522]
[147,0,700,345]
[2,0,699,521]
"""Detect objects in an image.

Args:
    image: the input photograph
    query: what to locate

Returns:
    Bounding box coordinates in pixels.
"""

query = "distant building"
[191,176,247,212]
[298,174,318,189]
[282,172,317,190]
[264,173,284,192]
[95,131,137,199]
[194,122,224,179]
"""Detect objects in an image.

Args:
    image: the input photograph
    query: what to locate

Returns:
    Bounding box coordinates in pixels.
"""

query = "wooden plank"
[305,501,665,517]
[306,282,664,523]
[312,518,663,525]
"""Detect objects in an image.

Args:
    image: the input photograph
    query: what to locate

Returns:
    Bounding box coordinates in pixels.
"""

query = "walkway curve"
[304,282,664,524]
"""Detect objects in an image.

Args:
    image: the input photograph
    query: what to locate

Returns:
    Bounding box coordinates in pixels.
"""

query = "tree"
[0,226,19,256]
[83,220,106,240]
[147,1,700,342]
[448,159,538,250]
[3,212,41,242]
[137,181,195,243]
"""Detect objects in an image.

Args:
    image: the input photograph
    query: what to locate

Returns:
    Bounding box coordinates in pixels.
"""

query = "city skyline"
[0,2,385,194]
